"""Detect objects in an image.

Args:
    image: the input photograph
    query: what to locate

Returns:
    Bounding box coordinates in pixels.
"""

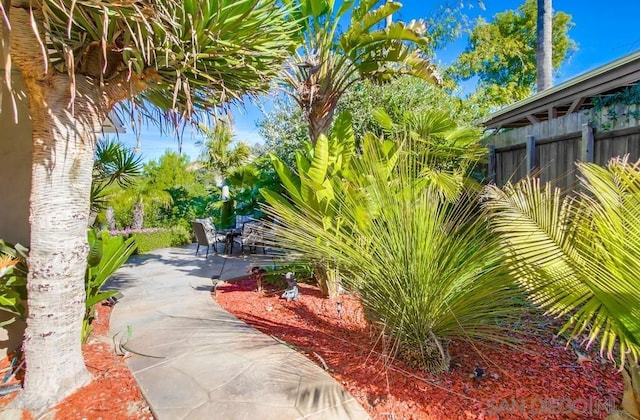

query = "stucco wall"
[0,70,31,358]
[0,70,32,247]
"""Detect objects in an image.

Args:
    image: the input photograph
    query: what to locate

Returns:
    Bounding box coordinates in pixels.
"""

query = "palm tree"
[115,176,173,230]
[198,119,251,227]
[279,0,440,144]
[198,120,251,179]
[484,157,640,418]
[1,1,296,412]
[537,0,553,91]
[90,138,143,225]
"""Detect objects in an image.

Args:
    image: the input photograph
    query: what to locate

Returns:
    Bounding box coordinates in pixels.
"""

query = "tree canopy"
[278,0,440,143]
[449,0,575,109]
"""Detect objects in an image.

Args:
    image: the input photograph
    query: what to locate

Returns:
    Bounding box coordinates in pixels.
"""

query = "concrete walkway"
[108,245,369,420]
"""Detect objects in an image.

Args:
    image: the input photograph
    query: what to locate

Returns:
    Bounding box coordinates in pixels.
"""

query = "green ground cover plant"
[110,227,191,254]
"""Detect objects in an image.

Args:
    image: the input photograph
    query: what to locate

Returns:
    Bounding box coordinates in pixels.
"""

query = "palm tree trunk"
[313,264,340,299]
[608,362,640,419]
[132,200,144,230]
[5,8,149,413]
[106,206,116,231]
[14,73,106,412]
[536,0,552,91]
[308,106,335,146]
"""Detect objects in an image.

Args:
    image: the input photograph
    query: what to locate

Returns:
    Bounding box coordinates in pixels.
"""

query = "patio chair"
[235,221,266,254]
[192,219,226,258]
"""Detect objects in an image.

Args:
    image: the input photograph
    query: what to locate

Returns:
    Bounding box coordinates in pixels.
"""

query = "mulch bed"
[0,304,153,419]
[215,278,624,420]
[0,278,624,419]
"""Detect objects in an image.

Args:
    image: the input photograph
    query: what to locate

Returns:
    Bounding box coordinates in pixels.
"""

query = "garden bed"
[0,304,152,419]
[216,277,623,420]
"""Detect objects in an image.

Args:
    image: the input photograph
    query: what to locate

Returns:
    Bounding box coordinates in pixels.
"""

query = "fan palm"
[279,0,440,144]
[483,157,640,418]
[91,138,143,218]
[1,0,296,411]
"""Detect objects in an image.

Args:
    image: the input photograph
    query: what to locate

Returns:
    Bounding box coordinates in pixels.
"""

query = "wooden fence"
[486,104,640,190]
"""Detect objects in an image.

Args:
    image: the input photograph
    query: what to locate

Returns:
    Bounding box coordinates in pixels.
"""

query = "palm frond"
[484,158,640,365]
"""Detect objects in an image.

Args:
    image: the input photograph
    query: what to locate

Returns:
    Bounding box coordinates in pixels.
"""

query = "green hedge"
[111,226,191,254]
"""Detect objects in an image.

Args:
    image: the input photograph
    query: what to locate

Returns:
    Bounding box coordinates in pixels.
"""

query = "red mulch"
[0,304,153,419]
[0,278,623,420]
[215,278,624,420]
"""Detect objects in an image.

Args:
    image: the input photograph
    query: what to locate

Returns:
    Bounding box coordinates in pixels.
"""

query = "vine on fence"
[590,83,640,130]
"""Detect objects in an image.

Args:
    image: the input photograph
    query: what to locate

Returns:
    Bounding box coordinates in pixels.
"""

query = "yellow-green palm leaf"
[484,157,640,366]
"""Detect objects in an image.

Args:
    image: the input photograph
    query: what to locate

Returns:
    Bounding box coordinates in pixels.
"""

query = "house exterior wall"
[0,69,31,358]
[0,70,32,246]
[0,70,32,247]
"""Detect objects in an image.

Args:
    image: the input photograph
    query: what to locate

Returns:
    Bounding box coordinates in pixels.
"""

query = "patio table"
[220,228,242,254]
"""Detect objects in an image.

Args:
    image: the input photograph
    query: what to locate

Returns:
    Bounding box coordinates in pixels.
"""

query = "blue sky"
[117,0,640,162]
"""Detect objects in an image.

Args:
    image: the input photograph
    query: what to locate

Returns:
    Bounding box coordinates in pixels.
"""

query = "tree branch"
[100,68,159,110]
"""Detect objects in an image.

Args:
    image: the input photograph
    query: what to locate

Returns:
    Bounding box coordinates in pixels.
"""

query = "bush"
[262,263,314,288]
[110,226,191,254]
[84,230,136,341]
[0,240,28,326]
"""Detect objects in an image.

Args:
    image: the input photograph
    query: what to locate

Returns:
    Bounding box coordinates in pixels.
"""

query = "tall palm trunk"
[5,9,127,412]
[536,0,552,91]
[17,73,104,410]
[106,206,117,231]
[132,200,144,230]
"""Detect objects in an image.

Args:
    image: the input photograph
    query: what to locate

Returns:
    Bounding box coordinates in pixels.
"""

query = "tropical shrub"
[0,240,28,326]
[84,230,137,342]
[91,138,143,217]
[484,156,640,418]
[261,111,358,298]
[263,263,314,288]
[263,131,522,374]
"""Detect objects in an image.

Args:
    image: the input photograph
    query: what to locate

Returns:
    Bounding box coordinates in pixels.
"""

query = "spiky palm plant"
[484,156,640,418]
[264,136,522,374]
[91,138,143,217]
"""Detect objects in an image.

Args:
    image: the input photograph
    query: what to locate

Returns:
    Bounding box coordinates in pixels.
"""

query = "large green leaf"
[84,229,137,341]
[306,134,329,185]
[270,154,303,203]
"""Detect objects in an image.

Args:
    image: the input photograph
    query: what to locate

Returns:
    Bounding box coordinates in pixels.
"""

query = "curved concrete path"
[108,245,369,420]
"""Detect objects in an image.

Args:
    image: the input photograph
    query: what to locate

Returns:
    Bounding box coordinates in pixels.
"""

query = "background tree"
[537,0,553,91]
[1,0,296,412]
[90,138,143,226]
[279,0,440,144]
[198,120,252,227]
[198,120,251,180]
[259,76,482,165]
[258,97,310,167]
[450,0,575,109]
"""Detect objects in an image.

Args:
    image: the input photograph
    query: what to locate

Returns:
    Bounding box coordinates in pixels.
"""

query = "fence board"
[487,105,640,189]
